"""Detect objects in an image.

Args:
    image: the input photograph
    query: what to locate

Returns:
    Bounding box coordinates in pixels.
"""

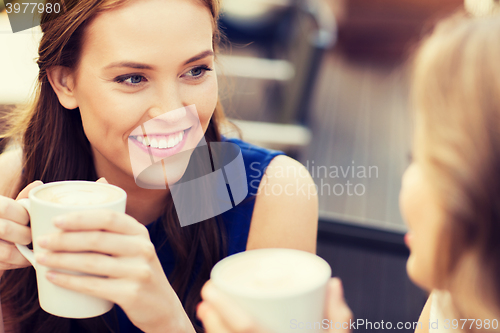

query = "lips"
[404,232,412,248]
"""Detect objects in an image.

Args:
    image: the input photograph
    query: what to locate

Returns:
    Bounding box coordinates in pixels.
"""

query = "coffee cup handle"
[15,198,37,269]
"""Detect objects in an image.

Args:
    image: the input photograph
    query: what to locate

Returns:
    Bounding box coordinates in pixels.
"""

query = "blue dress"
[107,138,284,333]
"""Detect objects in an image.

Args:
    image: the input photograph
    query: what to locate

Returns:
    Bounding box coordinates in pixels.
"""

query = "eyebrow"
[103,61,154,70]
[103,50,214,71]
[183,50,214,65]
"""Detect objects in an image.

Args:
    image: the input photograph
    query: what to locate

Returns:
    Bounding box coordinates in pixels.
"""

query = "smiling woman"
[0,0,318,332]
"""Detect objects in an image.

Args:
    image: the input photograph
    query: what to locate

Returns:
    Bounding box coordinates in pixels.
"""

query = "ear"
[46,66,78,110]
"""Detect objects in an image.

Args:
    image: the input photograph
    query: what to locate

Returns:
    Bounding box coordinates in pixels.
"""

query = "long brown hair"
[411,9,500,324]
[0,0,227,332]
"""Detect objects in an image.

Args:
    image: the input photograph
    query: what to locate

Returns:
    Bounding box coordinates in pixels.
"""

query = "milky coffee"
[35,182,123,206]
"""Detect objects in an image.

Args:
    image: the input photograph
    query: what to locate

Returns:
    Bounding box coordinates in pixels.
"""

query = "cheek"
[402,190,443,290]
[191,76,218,131]
[75,74,143,141]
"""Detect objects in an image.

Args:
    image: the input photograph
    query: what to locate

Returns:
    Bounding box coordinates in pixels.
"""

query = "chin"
[133,156,190,190]
[406,255,434,292]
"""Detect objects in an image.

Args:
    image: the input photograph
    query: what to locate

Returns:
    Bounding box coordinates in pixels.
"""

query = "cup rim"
[27,180,127,208]
[210,248,332,300]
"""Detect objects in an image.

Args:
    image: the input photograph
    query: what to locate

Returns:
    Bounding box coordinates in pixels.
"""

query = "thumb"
[96,177,109,184]
[326,278,353,332]
[16,180,44,200]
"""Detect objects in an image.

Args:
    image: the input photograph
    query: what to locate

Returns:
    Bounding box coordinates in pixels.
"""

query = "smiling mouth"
[130,129,187,149]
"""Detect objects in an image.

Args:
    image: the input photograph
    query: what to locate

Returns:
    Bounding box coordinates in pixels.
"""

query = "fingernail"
[37,236,49,247]
[53,216,65,227]
[46,271,57,281]
[35,253,47,263]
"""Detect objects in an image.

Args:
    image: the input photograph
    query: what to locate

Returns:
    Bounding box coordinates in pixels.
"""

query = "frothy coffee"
[36,183,123,206]
[212,248,331,298]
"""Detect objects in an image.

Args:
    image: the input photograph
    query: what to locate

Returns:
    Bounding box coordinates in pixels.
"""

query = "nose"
[147,82,187,123]
[156,107,187,124]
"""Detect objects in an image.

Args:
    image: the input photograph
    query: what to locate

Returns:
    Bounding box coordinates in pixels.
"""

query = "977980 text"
[5,2,61,14]
[434,319,499,330]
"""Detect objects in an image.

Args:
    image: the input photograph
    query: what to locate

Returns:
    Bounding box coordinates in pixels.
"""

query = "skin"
[399,122,445,333]
[400,158,442,333]
[399,161,444,292]
[0,0,318,331]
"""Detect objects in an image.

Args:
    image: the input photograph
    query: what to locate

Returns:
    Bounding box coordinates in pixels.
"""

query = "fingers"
[0,218,32,245]
[325,278,353,333]
[0,196,30,227]
[0,181,43,271]
[53,210,148,236]
[37,231,154,257]
[0,180,43,227]
[15,180,43,200]
[200,281,268,333]
[35,251,151,279]
[45,270,124,304]
[0,240,31,269]
[197,301,233,333]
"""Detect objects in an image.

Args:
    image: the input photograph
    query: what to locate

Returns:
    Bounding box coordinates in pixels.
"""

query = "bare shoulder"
[246,155,318,253]
[0,148,23,198]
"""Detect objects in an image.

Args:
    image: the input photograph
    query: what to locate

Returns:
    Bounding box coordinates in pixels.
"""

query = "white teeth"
[135,130,185,149]
[150,138,159,148]
[159,139,168,149]
[167,136,175,148]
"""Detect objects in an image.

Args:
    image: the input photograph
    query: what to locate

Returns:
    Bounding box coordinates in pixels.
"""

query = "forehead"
[81,0,213,66]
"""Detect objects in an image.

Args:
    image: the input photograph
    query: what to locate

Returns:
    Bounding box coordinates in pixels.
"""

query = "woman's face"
[68,0,217,186]
[399,126,446,291]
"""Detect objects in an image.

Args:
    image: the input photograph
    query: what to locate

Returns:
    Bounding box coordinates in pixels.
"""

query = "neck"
[448,251,500,327]
[123,184,169,225]
[93,159,169,226]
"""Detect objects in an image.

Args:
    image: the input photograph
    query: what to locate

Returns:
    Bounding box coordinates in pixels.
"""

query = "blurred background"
[0,0,469,331]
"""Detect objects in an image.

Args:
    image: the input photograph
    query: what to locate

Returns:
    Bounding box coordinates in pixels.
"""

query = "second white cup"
[211,248,332,333]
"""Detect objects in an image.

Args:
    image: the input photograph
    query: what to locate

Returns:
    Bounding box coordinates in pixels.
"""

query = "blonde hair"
[411,10,500,322]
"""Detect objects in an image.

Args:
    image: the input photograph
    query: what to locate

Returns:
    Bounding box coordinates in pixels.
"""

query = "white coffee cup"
[15,181,127,318]
[210,248,332,333]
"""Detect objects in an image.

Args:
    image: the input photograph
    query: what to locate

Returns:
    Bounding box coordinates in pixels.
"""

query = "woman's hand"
[35,209,194,333]
[197,278,353,333]
[0,181,43,272]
